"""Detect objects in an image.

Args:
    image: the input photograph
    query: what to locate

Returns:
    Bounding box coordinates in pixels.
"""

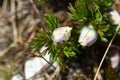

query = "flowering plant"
[29,0,120,70]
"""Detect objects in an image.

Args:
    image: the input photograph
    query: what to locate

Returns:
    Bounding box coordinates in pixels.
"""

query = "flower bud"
[52,26,72,43]
[110,53,120,69]
[78,24,98,47]
[109,9,120,25]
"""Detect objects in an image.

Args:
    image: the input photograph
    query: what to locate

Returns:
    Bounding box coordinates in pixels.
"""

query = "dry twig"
[11,0,18,43]
[50,66,60,80]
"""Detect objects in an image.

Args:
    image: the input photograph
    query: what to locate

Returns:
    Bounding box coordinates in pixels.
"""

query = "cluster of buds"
[52,24,98,47]
[51,9,120,47]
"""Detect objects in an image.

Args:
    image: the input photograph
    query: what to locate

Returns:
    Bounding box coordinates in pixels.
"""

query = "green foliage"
[64,47,75,58]
[68,0,88,26]
[62,41,78,58]
[29,13,79,68]
[44,13,58,32]
[30,13,58,51]
[68,0,114,25]
[68,0,118,42]
[68,0,88,20]
[97,25,110,42]
[29,29,52,51]
[48,41,79,67]
[100,0,114,8]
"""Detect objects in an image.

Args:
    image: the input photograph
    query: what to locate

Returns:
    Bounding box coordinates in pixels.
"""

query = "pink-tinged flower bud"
[78,24,98,47]
[52,26,72,43]
[110,52,120,69]
[109,9,120,25]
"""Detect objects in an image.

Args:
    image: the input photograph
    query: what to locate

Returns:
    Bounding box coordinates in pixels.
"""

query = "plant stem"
[41,56,56,69]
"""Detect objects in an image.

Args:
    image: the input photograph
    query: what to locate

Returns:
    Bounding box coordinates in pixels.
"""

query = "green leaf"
[50,52,57,61]
[44,13,58,32]
[100,37,108,42]
[100,0,114,8]
[57,57,66,68]
[98,30,104,36]
[63,47,76,58]
[95,10,102,22]
[68,0,88,20]
[29,29,51,51]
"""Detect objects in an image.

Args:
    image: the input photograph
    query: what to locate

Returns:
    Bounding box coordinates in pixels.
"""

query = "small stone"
[11,74,23,80]
[24,55,50,79]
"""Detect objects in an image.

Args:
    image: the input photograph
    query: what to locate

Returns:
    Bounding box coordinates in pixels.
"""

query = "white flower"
[109,9,120,25]
[52,26,72,43]
[78,24,98,47]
